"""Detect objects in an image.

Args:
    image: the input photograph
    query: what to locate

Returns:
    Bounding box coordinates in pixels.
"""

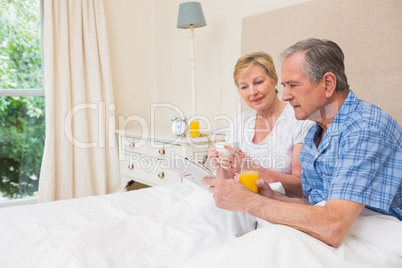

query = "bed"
[1,181,401,267]
[1,0,402,267]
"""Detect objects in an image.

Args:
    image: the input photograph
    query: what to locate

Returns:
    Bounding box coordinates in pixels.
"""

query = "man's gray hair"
[281,38,349,92]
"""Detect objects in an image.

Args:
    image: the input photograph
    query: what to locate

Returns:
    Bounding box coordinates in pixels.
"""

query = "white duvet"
[0,181,401,268]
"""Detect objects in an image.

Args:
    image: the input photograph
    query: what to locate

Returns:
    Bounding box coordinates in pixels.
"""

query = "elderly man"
[203,38,402,248]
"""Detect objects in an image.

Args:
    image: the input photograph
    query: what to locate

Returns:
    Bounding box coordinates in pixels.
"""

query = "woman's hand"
[208,145,239,171]
[222,146,250,175]
[207,146,219,166]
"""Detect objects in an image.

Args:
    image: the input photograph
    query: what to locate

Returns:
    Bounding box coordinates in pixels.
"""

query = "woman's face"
[236,64,277,111]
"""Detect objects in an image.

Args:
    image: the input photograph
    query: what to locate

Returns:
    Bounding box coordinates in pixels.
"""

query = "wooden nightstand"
[117,128,224,187]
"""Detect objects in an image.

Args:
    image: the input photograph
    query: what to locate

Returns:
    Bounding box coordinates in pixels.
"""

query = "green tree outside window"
[0,0,44,199]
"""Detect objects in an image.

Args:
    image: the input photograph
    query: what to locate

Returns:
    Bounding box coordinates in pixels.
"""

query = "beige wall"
[104,0,311,131]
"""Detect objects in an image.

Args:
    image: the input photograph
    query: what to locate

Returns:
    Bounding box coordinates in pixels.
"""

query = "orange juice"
[190,121,200,137]
[239,171,259,192]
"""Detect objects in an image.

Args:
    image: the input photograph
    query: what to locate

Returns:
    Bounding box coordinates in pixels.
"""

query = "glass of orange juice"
[189,121,200,137]
[239,158,259,192]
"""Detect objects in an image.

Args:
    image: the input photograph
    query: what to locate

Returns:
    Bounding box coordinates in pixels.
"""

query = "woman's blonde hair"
[233,52,278,88]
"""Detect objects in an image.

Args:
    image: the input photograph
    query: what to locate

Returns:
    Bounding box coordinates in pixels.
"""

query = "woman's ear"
[323,72,337,98]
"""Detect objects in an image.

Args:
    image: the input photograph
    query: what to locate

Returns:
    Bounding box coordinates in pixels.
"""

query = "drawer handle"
[128,142,135,149]
[158,172,165,179]
[159,149,165,155]
[128,163,135,170]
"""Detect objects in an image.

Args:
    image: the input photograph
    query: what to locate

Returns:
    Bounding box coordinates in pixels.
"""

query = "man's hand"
[202,177,255,212]
[256,179,275,198]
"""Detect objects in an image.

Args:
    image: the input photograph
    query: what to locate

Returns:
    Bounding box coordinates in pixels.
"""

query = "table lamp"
[177,2,206,137]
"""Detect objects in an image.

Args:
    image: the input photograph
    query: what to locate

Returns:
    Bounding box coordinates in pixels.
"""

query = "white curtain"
[39,0,121,202]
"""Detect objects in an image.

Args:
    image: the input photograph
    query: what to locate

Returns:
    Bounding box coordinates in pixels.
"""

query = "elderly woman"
[209,52,313,197]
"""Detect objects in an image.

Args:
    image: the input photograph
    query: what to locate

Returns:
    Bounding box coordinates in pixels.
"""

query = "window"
[0,0,44,206]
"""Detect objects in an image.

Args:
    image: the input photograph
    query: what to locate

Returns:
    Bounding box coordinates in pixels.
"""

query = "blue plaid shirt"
[300,91,402,220]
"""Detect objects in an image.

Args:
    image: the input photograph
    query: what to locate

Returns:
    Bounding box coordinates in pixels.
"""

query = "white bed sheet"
[1,181,401,268]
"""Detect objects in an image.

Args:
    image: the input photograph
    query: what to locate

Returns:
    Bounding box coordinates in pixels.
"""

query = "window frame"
[0,89,44,96]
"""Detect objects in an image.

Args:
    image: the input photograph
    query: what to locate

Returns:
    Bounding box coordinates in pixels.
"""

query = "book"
[170,157,215,190]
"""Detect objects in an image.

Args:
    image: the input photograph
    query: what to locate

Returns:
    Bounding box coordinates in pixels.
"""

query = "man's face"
[281,52,326,122]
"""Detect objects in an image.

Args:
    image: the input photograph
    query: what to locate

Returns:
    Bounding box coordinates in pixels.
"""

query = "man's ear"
[323,72,337,98]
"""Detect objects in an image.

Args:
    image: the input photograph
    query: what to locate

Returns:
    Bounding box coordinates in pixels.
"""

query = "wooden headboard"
[241,0,402,124]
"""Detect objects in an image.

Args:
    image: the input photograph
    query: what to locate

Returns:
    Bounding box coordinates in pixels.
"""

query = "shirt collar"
[308,90,357,150]
[325,90,357,136]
